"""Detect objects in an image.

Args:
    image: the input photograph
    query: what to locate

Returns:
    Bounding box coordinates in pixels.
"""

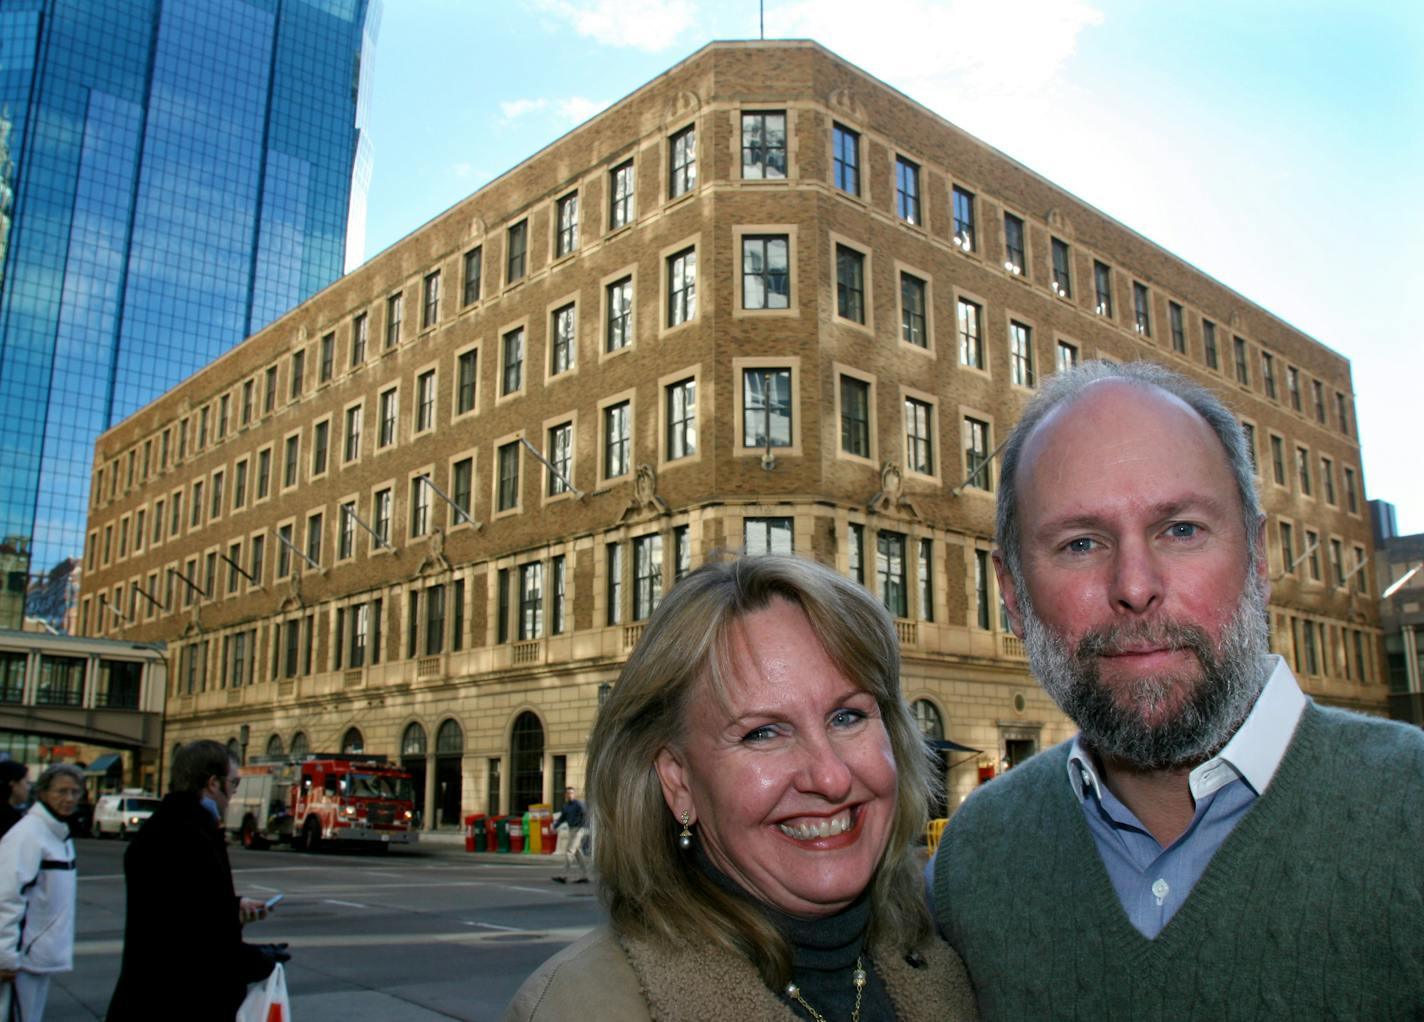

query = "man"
[932,361,1424,1018]
[551,786,589,884]
[107,741,288,1020]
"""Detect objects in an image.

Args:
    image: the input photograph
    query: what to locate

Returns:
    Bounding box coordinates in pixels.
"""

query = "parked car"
[92,792,159,839]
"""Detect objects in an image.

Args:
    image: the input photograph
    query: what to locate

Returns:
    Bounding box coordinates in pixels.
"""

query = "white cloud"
[500,98,550,119]
[527,0,698,52]
[556,96,611,122]
[500,95,610,125]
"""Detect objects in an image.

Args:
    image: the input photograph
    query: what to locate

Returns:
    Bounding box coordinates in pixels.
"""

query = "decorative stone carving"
[865,461,919,517]
[623,463,670,520]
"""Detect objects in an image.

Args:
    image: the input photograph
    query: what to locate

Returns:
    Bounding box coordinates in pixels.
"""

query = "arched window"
[510,711,544,813]
[912,698,945,741]
[289,731,309,758]
[436,718,463,755]
[265,734,284,758]
[341,727,364,755]
[402,722,427,757]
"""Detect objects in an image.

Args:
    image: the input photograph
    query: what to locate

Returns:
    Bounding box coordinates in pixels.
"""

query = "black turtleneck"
[695,844,897,1022]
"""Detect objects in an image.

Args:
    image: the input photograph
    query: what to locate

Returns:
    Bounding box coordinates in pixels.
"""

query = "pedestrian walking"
[550,787,589,884]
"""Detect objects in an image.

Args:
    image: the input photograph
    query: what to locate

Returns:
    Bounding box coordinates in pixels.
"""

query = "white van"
[92,791,159,839]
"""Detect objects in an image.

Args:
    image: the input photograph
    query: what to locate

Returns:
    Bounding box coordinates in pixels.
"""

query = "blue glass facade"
[0,0,377,627]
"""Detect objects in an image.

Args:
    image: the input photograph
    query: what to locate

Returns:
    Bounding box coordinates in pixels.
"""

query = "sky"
[359,0,1424,533]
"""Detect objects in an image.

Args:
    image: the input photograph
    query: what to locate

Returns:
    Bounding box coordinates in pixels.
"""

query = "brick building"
[76,41,1381,827]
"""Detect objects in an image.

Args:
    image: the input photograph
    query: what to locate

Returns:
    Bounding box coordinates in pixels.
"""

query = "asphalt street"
[46,836,601,1021]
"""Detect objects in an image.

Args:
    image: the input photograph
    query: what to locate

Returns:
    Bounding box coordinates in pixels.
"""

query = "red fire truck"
[225,755,418,852]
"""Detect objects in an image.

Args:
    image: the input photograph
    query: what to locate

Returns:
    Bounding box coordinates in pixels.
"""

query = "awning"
[84,754,123,776]
[929,739,981,755]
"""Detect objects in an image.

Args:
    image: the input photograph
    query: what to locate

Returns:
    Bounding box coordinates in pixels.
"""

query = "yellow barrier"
[925,817,948,855]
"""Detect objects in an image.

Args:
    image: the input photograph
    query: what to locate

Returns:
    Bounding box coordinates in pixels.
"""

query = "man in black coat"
[107,740,286,1020]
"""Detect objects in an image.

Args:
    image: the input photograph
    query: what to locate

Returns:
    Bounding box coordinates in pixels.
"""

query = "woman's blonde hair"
[587,554,937,987]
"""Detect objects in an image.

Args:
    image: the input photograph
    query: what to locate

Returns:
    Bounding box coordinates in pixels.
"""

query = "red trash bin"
[508,816,526,854]
[464,814,486,852]
[539,814,555,854]
[485,816,499,850]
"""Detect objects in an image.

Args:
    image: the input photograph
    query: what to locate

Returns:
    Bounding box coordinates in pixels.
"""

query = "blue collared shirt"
[1065,655,1306,937]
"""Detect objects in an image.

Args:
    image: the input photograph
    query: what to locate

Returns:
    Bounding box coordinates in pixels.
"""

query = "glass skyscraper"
[0,0,378,628]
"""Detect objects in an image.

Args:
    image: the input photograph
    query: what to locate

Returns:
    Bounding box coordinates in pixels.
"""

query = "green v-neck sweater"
[932,704,1424,1020]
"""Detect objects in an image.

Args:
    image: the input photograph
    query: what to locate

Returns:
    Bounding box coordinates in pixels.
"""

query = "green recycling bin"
[494,815,511,853]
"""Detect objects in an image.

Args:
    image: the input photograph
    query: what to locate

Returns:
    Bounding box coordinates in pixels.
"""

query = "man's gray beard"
[1018,571,1271,771]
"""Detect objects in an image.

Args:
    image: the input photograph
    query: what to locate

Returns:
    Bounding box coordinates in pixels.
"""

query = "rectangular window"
[840,376,870,458]
[633,534,663,620]
[496,568,510,644]
[452,458,473,523]
[410,475,431,537]
[1057,341,1079,373]
[306,513,322,566]
[412,372,432,432]
[422,271,441,328]
[1009,321,1035,387]
[343,405,362,462]
[250,535,264,582]
[506,220,528,283]
[895,156,920,224]
[386,293,403,349]
[965,417,992,491]
[1133,282,1151,335]
[1203,320,1219,370]
[462,246,482,305]
[905,397,934,475]
[351,602,369,666]
[952,186,975,249]
[501,328,524,395]
[974,549,991,630]
[407,591,419,658]
[742,235,789,310]
[877,531,908,617]
[290,350,305,399]
[226,544,241,594]
[848,523,864,584]
[378,388,398,447]
[210,471,224,518]
[836,245,864,323]
[1094,261,1113,317]
[669,126,697,197]
[1353,546,1367,593]
[604,401,631,478]
[609,160,635,229]
[1234,336,1250,385]
[667,379,697,461]
[1336,392,1350,435]
[311,421,329,476]
[1262,352,1277,399]
[339,501,355,559]
[1287,366,1301,411]
[277,524,293,578]
[218,395,230,438]
[1331,538,1345,588]
[673,526,691,582]
[1322,457,1336,505]
[1312,379,1326,423]
[1305,531,1321,581]
[257,448,271,498]
[191,481,203,527]
[1003,213,1025,273]
[547,422,573,495]
[281,438,299,489]
[519,562,544,640]
[606,543,622,625]
[900,273,927,347]
[374,489,392,547]
[1169,302,1186,354]
[550,556,566,635]
[319,332,334,383]
[551,303,576,375]
[240,384,252,426]
[667,247,697,326]
[497,442,520,511]
[1344,467,1358,514]
[1051,238,1072,296]
[556,192,579,257]
[745,517,793,556]
[833,123,860,195]
[457,350,477,414]
[918,538,934,622]
[1241,421,1257,474]
[1280,521,1295,574]
[957,298,982,369]
[424,585,445,655]
[742,110,787,179]
[1296,446,1312,495]
[351,313,368,366]
[1270,435,1286,485]
[606,276,633,352]
[743,368,792,448]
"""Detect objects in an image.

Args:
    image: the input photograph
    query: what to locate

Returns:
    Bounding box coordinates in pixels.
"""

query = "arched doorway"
[401,722,428,829]
[510,711,544,815]
[290,731,309,759]
[435,719,464,827]
[341,727,364,755]
[912,698,950,818]
[265,734,284,759]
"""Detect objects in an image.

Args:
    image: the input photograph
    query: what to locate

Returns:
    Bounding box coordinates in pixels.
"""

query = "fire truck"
[225,755,418,852]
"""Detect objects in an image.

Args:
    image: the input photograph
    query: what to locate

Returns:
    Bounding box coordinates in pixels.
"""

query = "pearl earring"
[678,810,692,849]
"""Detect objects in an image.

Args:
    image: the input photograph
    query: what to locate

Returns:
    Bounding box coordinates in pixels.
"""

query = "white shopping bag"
[237,962,290,1022]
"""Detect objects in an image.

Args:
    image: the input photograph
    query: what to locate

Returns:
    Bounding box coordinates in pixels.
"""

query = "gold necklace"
[783,956,867,1022]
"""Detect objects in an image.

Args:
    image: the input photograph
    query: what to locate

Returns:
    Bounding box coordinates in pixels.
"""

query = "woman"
[0,761,29,838]
[507,556,976,1021]
[0,763,83,1021]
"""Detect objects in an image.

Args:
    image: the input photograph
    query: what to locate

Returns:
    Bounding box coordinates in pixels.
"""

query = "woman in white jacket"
[0,764,83,1021]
